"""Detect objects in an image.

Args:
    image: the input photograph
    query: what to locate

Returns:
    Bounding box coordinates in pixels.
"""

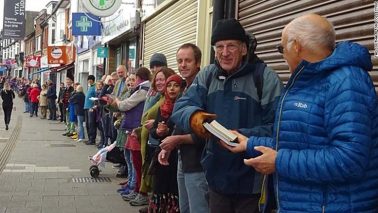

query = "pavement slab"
[0,99,140,212]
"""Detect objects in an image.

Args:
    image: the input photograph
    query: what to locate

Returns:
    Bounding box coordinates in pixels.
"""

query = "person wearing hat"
[171,18,283,212]
[84,75,97,145]
[149,53,167,75]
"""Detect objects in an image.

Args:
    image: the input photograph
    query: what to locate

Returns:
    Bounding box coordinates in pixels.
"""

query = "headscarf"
[160,74,183,119]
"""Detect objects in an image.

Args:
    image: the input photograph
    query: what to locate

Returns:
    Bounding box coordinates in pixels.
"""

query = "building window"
[35,36,41,51]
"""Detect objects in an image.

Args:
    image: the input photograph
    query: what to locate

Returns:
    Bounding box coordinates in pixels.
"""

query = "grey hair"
[76,85,83,93]
[286,15,335,52]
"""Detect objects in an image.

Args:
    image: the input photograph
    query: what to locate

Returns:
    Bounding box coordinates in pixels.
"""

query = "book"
[203,120,238,147]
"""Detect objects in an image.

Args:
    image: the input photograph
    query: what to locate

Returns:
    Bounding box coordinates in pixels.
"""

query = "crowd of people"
[0,14,377,213]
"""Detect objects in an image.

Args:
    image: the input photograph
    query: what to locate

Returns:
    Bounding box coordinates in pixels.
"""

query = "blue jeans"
[77,115,85,139]
[177,157,209,213]
[24,101,30,112]
[124,148,136,189]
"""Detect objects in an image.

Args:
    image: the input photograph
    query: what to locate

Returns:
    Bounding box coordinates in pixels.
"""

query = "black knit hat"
[149,53,167,68]
[211,19,248,45]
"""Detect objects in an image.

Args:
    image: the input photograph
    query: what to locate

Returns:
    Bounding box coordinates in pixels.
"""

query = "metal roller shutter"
[143,0,198,70]
[238,0,377,90]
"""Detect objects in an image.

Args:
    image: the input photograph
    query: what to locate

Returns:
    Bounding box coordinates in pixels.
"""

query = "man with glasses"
[224,14,378,212]
[172,19,282,213]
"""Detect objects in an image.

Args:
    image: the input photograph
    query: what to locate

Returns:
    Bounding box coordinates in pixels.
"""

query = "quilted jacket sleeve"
[276,68,377,184]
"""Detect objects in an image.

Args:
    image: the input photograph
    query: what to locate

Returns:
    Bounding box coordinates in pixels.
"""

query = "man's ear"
[241,43,248,56]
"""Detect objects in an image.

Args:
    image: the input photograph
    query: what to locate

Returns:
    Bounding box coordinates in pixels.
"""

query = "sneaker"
[116,184,130,193]
[112,163,122,169]
[130,194,149,206]
[71,135,78,140]
[76,139,84,142]
[122,191,138,201]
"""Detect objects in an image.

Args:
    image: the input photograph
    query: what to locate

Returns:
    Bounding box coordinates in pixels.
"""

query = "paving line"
[0,116,22,174]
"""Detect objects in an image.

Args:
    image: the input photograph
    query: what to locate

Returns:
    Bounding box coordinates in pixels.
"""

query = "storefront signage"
[101,0,136,44]
[47,45,76,65]
[97,47,108,58]
[82,0,122,17]
[72,13,101,36]
[2,0,26,39]
[25,55,41,68]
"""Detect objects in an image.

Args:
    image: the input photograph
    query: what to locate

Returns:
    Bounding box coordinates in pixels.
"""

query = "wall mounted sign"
[25,55,41,68]
[72,13,101,36]
[97,46,108,58]
[2,0,26,39]
[47,46,67,64]
[81,0,122,17]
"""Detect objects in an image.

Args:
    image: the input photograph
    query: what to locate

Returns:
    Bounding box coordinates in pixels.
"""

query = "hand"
[156,122,169,136]
[189,111,217,138]
[144,119,155,130]
[158,149,171,166]
[160,135,179,152]
[244,146,277,175]
[219,130,248,153]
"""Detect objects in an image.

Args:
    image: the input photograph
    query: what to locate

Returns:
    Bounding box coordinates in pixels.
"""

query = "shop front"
[101,0,139,74]
[237,0,377,89]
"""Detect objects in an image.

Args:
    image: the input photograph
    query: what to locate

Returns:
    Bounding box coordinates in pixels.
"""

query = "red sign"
[25,55,41,68]
[47,46,67,64]
[47,45,76,65]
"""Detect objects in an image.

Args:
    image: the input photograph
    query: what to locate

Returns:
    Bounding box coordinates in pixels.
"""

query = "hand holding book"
[203,120,239,147]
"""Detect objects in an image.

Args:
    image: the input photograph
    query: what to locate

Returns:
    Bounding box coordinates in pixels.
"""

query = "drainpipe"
[225,0,236,19]
[210,0,225,63]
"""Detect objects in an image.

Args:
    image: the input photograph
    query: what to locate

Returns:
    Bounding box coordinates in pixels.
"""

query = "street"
[0,98,139,213]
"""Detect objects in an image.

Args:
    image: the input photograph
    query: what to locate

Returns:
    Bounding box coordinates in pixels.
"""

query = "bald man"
[224,14,378,212]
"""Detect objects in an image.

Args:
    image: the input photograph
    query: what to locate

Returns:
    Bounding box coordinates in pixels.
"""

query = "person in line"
[69,85,85,142]
[57,82,66,122]
[1,81,15,130]
[46,80,57,120]
[29,83,41,118]
[224,14,378,212]
[148,74,184,212]
[38,84,48,119]
[84,75,97,145]
[158,43,209,213]
[111,65,129,178]
[171,18,283,213]
[62,78,74,135]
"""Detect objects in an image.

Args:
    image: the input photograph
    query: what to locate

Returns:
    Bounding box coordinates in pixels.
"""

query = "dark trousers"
[30,103,38,116]
[209,189,260,213]
[2,104,12,125]
[84,109,97,143]
[59,103,65,122]
[47,99,57,120]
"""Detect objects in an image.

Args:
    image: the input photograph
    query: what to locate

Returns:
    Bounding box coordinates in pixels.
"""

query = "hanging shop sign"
[25,55,41,68]
[97,46,108,58]
[47,46,67,64]
[72,12,101,36]
[81,0,122,17]
[2,0,26,39]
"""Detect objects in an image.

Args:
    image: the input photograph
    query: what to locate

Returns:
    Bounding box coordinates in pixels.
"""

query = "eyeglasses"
[276,44,284,54]
[212,43,240,52]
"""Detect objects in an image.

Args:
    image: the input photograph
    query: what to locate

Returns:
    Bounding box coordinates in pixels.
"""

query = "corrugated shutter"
[143,0,198,70]
[238,0,377,90]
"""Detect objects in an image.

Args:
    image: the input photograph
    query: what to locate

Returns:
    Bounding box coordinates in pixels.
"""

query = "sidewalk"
[0,98,140,213]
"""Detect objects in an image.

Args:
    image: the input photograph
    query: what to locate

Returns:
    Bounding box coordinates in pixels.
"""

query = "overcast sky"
[0,0,53,30]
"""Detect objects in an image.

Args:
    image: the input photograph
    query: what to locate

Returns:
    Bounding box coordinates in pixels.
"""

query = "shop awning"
[31,67,50,75]
[0,67,6,73]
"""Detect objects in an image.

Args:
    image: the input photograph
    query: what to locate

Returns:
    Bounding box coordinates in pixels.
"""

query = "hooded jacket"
[172,60,283,195]
[246,41,378,212]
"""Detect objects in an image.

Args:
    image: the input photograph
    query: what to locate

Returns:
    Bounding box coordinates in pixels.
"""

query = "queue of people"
[0,13,377,213]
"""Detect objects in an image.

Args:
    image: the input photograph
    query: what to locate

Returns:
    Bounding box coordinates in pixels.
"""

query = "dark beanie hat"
[150,53,167,68]
[211,19,248,45]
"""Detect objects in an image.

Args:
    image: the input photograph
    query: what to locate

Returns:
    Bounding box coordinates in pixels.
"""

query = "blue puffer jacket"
[246,41,378,212]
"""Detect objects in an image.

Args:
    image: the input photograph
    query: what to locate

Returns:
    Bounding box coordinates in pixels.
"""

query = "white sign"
[101,0,136,44]
[81,0,122,17]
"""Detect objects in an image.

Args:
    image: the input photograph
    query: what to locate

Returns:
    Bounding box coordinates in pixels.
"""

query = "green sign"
[129,48,135,60]
[76,16,92,32]
[97,47,108,58]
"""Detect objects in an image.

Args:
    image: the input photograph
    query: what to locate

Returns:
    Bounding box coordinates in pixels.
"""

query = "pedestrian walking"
[1,81,15,130]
